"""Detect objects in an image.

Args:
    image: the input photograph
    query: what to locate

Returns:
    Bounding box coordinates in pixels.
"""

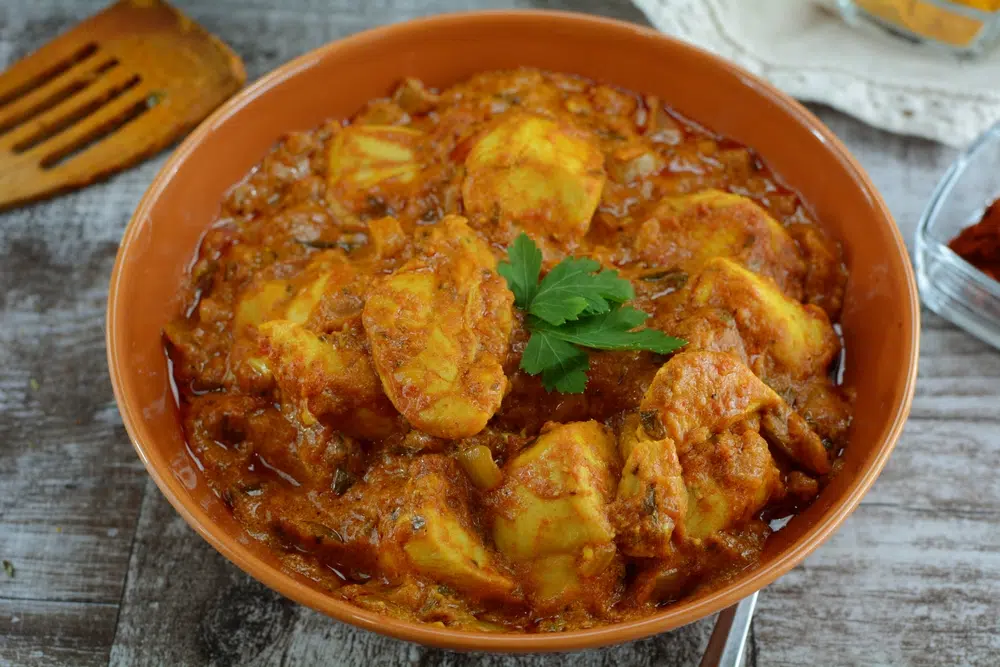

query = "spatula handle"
[698,591,759,667]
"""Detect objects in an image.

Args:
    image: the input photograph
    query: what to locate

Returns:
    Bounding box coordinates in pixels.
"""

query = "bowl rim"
[106,8,920,652]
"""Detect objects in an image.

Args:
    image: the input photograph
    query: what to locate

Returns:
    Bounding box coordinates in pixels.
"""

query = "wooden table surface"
[2,1,998,665]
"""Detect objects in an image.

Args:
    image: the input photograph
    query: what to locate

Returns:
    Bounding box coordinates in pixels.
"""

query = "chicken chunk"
[378,458,516,602]
[640,350,781,454]
[233,278,291,334]
[327,124,423,209]
[256,319,402,440]
[362,216,514,439]
[463,112,606,240]
[233,250,362,334]
[285,455,515,602]
[611,353,785,550]
[669,307,749,364]
[632,190,805,298]
[488,421,621,613]
[631,520,770,605]
[610,412,687,558]
[642,350,831,475]
[612,355,783,552]
[680,425,781,540]
[659,257,840,384]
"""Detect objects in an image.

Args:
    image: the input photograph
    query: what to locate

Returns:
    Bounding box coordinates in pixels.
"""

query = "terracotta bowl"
[107,10,919,652]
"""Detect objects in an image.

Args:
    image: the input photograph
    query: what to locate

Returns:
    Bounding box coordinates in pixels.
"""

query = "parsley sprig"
[498,233,686,393]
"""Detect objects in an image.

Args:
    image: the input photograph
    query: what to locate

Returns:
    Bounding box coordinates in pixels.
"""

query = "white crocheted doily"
[632,0,1000,147]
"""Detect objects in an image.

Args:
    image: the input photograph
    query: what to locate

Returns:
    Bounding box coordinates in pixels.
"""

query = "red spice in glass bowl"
[949,199,1000,281]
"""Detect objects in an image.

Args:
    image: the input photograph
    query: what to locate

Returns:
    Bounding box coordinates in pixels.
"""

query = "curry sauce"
[165,68,853,632]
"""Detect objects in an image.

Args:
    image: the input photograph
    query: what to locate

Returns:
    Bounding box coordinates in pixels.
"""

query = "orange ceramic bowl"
[107,10,919,652]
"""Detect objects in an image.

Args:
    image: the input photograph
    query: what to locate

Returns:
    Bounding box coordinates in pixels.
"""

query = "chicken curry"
[165,68,853,632]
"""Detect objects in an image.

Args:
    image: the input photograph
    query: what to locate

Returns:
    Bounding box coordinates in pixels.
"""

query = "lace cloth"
[631,0,1000,147]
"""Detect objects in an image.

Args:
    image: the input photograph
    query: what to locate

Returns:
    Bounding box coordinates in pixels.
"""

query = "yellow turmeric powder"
[857,0,1000,47]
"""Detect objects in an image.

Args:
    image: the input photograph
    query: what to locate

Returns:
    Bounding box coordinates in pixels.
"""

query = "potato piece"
[463,112,606,240]
[257,319,401,440]
[327,124,422,205]
[488,421,621,612]
[232,252,370,396]
[641,350,781,453]
[610,412,687,558]
[363,216,514,439]
[681,257,840,382]
[608,142,664,184]
[633,190,805,298]
[680,426,781,541]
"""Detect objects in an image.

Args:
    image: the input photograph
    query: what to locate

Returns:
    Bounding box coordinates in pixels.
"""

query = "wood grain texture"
[1,1,998,666]
[0,599,117,667]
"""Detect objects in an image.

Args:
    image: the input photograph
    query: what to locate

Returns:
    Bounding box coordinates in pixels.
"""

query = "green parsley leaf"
[530,307,687,354]
[529,257,634,326]
[497,233,542,309]
[521,330,590,393]
[499,234,687,394]
[543,351,590,394]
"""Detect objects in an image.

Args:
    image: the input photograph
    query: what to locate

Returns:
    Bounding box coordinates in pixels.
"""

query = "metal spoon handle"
[698,592,759,667]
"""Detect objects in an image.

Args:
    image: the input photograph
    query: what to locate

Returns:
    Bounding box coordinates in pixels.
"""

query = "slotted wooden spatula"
[0,0,245,211]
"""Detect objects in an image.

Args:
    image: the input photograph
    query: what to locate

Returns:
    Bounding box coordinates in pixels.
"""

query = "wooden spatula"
[0,0,245,211]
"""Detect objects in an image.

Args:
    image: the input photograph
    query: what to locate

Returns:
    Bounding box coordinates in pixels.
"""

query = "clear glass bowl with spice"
[838,0,1000,56]
[916,120,1000,350]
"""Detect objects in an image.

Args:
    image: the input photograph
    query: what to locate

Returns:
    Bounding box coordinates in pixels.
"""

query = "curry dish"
[165,68,853,632]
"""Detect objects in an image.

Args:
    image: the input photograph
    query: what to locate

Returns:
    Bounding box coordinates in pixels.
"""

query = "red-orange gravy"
[165,69,852,632]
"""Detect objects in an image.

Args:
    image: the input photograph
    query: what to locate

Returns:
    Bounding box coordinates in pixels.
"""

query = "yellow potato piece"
[489,421,620,611]
[362,216,514,439]
[610,412,687,559]
[633,190,805,297]
[686,257,840,381]
[463,113,606,240]
[257,319,400,440]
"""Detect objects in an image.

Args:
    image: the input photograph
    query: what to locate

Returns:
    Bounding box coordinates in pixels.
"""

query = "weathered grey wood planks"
[1,1,998,666]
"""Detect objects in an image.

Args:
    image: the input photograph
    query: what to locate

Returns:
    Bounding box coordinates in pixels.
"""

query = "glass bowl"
[838,0,1000,56]
[916,120,1000,350]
